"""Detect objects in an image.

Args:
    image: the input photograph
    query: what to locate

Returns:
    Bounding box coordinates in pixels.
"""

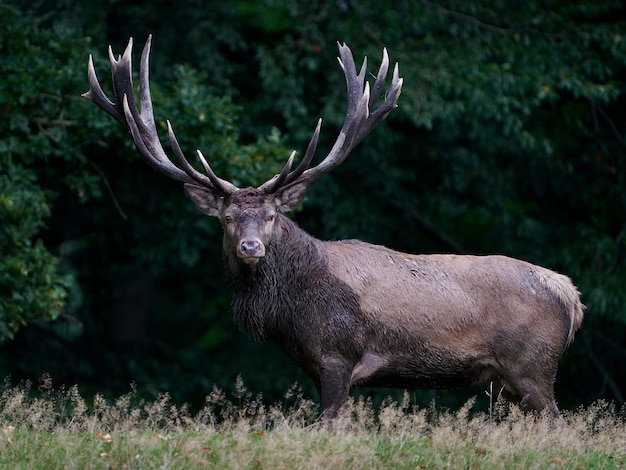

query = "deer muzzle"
[238,239,265,264]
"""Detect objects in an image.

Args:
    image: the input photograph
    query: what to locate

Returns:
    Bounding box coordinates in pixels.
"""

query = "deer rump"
[225,216,583,417]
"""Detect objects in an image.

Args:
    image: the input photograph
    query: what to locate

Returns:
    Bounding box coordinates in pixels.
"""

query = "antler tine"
[84,55,124,124]
[258,118,322,192]
[369,47,389,106]
[138,35,156,130]
[261,151,297,194]
[166,121,238,193]
[195,149,239,194]
[338,43,366,125]
[367,62,403,126]
[282,118,322,184]
[83,36,237,194]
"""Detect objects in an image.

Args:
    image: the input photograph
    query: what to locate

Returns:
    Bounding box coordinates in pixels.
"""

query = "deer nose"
[240,239,265,258]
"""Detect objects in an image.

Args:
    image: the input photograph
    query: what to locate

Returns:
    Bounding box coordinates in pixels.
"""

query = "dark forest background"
[1,0,624,411]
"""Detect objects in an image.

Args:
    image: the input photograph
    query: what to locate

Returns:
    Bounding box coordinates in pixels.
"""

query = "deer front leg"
[319,357,352,419]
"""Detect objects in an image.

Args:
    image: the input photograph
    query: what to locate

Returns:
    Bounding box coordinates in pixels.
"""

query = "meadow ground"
[0,377,624,469]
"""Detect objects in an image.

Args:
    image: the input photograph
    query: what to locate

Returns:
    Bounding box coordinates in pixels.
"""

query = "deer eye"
[265,214,275,223]
[224,215,233,224]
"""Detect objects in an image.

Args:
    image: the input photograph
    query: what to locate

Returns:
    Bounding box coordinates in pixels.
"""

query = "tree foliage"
[1,0,624,409]
[0,5,83,340]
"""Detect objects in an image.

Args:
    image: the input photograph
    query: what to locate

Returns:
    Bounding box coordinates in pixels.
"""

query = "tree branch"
[89,160,128,221]
[583,332,624,405]
[597,104,626,149]
[420,0,571,40]
[388,198,467,254]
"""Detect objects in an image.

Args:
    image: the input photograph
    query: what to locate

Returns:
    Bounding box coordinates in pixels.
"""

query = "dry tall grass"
[0,375,623,469]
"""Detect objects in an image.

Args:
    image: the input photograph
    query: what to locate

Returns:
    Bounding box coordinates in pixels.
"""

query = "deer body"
[84,36,583,418]
[217,199,582,418]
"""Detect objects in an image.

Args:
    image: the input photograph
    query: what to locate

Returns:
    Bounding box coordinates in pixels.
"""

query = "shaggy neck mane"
[223,215,326,342]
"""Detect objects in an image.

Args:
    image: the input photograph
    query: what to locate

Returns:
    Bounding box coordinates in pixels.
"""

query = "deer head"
[83,36,402,266]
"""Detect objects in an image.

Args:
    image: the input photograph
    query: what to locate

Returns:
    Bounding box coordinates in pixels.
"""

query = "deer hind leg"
[504,375,561,418]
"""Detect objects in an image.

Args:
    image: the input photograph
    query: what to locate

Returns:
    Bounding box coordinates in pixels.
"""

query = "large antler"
[82,35,237,195]
[84,37,402,196]
[259,42,403,194]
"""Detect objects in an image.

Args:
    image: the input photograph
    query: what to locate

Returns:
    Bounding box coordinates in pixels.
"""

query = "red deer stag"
[84,36,583,419]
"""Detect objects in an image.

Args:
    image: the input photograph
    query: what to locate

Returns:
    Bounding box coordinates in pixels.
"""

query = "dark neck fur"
[223,215,326,342]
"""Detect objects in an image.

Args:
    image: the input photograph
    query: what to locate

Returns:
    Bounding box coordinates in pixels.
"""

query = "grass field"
[0,377,624,469]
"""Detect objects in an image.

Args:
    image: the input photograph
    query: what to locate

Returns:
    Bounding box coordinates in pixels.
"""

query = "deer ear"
[184,183,223,217]
[274,181,309,213]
